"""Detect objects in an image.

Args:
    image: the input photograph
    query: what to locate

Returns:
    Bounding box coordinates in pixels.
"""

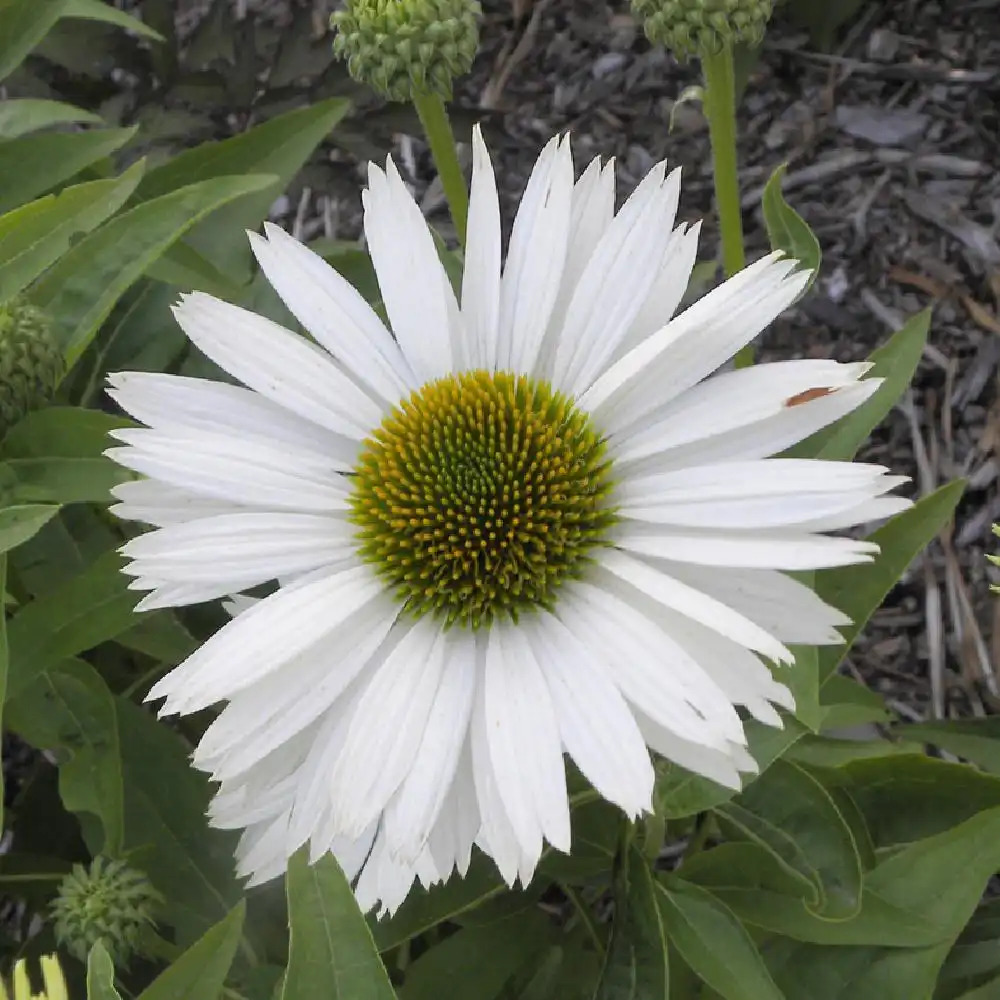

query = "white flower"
[106,128,908,916]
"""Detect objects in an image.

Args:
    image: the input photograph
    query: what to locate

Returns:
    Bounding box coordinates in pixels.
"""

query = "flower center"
[348,370,616,629]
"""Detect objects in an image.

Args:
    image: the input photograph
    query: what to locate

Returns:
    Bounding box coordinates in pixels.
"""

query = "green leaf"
[595,844,669,1000]
[0,504,60,555]
[63,0,164,40]
[951,978,1000,1000]
[400,909,554,1000]
[87,941,124,1000]
[0,97,101,138]
[655,717,808,820]
[0,127,136,214]
[785,643,821,731]
[281,847,395,1000]
[815,481,964,682]
[787,310,930,461]
[818,675,890,731]
[6,548,136,698]
[30,173,274,368]
[762,807,1000,1000]
[761,164,820,292]
[657,876,784,1000]
[891,718,1000,775]
[371,852,504,952]
[785,735,921,768]
[137,902,246,1000]
[0,553,7,832]
[843,755,1000,848]
[115,697,242,944]
[137,99,350,280]
[5,658,123,855]
[0,0,70,81]
[715,760,862,919]
[1,406,133,504]
[0,162,143,302]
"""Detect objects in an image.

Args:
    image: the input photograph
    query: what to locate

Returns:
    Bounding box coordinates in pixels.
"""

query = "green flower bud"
[631,0,774,58]
[2,955,69,1000]
[51,858,161,967]
[0,298,63,439]
[332,0,481,102]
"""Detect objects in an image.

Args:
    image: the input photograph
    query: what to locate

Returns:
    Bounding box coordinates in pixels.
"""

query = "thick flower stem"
[701,44,751,368]
[412,90,469,247]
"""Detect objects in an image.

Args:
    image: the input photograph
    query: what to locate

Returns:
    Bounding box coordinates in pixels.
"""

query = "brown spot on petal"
[785,387,835,408]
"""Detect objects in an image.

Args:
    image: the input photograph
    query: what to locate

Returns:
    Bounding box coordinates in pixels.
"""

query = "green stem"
[412,90,469,247]
[701,44,751,368]
[560,882,606,957]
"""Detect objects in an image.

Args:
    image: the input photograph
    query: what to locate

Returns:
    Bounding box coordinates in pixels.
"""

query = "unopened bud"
[631,0,773,58]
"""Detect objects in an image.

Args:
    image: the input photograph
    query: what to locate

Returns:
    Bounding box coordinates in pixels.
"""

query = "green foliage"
[761,163,821,292]
[281,849,395,1000]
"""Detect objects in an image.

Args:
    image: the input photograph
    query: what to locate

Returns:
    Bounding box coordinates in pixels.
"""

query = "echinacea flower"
[106,127,908,915]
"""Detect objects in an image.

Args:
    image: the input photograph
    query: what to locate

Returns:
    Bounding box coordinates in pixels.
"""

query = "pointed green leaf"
[818,674,891,731]
[0,504,60,555]
[63,0,164,40]
[891,718,1000,775]
[282,847,395,1000]
[0,0,70,82]
[0,98,101,138]
[115,697,242,944]
[762,164,820,291]
[87,941,124,1000]
[372,852,505,952]
[787,309,930,461]
[6,658,123,856]
[137,99,350,280]
[137,902,246,1000]
[816,480,964,682]
[0,127,136,214]
[6,549,137,697]
[657,877,784,1000]
[595,844,669,999]
[0,162,144,301]
[715,760,862,919]
[400,909,554,1000]
[30,173,274,368]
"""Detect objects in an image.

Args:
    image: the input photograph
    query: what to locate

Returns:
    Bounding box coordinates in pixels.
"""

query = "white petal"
[611,360,873,463]
[552,164,682,396]
[363,159,458,381]
[427,740,480,878]
[623,380,882,475]
[106,429,351,512]
[110,479,244,527]
[172,292,382,437]
[329,618,446,838]
[461,124,502,371]
[524,612,653,818]
[470,643,526,886]
[580,253,811,428]
[147,562,386,714]
[484,623,571,856]
[107,371,353,462]
[558,581,743,747]
[595,549,793,664]
[121,512,353,593]
[383,631,477,864]
[655,563,849,645]
[195,592,400,782]
[249,223,415,402]
[635,711,746,790]
[784,496,912,532]
[613,522,879,570]
[498,135,574,374]
[615,221,701,361]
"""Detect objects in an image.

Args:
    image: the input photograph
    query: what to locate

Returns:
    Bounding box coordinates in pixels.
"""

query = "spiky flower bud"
[0,298,62,439]
[51,858,161,967]
[1,954,69,1000]
[631,0,774,58]
[331,0,481,102]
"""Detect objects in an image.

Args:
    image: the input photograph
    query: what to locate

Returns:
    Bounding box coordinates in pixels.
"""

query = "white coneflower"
[106,127,908,915]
